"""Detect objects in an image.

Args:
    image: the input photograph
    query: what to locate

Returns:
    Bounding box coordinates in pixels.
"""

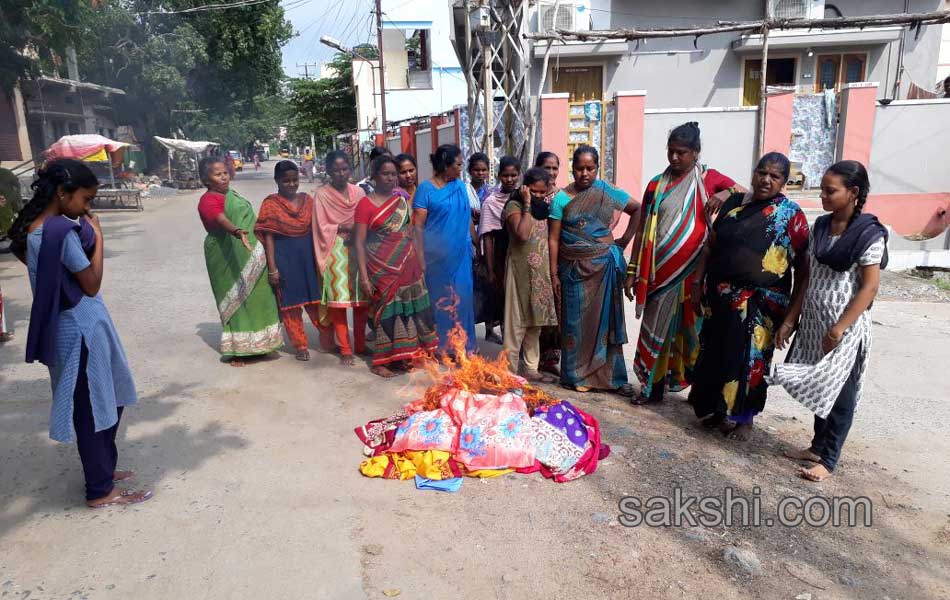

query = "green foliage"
[287,52,357,150]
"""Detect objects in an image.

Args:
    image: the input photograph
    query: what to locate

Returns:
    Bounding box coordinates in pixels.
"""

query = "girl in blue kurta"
[7,159,152,508]
[412,144,477,355]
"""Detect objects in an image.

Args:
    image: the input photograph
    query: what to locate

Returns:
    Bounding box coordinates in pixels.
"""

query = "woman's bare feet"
[295,349,311,361]
[339,354,356,366]
[725,422,753,441]
[87,487,154,508]
[799,464,832,482]
[524,370,556,384]
[227,357,245,367]
[371,365,398,378]
[784,448,821,463]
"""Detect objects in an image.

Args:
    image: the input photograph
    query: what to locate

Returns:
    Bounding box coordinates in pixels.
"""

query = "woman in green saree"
[197,157,282,366]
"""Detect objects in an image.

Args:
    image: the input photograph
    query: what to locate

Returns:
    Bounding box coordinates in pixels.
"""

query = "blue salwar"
[414,178,477,353]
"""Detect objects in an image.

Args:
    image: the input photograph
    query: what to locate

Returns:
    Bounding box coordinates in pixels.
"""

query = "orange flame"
[404,293,560,413]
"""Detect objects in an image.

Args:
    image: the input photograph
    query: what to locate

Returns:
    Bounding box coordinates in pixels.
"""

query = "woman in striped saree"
[625,122,743,405]
[354,156,438,377]
[198,157,282,366]
[548,145,640,396]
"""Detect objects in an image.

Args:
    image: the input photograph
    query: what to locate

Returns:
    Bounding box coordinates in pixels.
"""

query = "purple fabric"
[534,401,589,448]
[25,216,96,366]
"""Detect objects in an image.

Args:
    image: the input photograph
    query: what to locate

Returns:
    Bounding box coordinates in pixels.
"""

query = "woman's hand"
[84,210,102,234]
[706,190,731,216]
[360,279,375,299]
[519,184,531,204]
[623,274,636,302]
[234,229,252,252]
[614,236,631,250]
[551,275,561,300]
[821,327,843,355]
[775,321,796,350]
[690,281,704,316]
[267,271,281,288]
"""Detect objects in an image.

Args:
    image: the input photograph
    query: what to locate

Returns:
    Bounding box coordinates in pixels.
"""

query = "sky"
[280,0,378,78]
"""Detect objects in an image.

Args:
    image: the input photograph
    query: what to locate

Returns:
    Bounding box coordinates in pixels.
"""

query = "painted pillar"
[374,133,386,148]
[540,93,570,188]
[762,89,795,157]
[837,82,879,166]
[612,91,646,238]
[399,124,416,158]
[430,115,445,155]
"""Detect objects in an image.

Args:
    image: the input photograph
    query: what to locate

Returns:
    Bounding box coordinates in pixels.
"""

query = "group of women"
[6,121,888,507]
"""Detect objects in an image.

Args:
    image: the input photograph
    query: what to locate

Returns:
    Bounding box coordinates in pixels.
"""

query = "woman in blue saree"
[412,144,477,355]
[548,146,641,395]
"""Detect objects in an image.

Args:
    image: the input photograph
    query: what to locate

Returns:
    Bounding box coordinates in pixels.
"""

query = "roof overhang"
[532,39,629,58]
[732,26,902,53]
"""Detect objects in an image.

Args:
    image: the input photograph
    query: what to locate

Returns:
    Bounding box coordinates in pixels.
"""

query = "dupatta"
[312,183,363,272]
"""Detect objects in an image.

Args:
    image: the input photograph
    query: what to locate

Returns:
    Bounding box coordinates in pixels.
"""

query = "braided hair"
[826,160,870,227]
[6,159,98,259]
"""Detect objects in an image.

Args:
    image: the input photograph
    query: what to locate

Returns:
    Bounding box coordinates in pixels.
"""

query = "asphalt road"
[1,164,948,599]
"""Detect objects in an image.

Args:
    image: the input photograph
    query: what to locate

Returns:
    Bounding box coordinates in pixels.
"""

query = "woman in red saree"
[354,156,438,377]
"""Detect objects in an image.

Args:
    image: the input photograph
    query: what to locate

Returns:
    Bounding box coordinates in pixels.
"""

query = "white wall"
[869,99,950,194]
[642,108,759,189]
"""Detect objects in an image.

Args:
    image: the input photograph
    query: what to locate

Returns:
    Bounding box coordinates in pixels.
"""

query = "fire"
[409,297,560,412]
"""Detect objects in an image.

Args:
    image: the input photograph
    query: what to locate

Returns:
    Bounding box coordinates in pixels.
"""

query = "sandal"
[87,487,154,508]
[524,371,556,384]
[113,470,135,483]
[339,354,356,366]
[615,384,636,398]
[295,349,311,361]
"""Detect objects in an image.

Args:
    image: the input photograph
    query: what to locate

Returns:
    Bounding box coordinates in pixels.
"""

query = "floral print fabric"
[389,409,458,453]
[441,391,537,470]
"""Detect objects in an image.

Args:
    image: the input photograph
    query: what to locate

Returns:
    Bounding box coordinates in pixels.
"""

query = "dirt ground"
[1,167,948,599]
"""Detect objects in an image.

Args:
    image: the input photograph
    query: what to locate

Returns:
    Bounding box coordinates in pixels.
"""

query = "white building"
[352,0,467,138]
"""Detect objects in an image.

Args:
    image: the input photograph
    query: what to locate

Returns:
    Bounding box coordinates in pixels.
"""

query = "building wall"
[869,99,950,193]
[0,86,31,167]
[382,0,467,123]
[641,107,759,190]
[534,0,943,108]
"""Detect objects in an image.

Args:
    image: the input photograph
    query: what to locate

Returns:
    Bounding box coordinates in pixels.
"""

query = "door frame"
[740,53,802,106]
[548,62,606,100]
[814,51,870,93]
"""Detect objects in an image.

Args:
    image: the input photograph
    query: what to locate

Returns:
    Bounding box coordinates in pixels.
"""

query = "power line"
[140,0,278,16]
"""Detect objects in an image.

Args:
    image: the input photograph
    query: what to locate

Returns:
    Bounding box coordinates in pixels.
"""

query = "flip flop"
[87,488,154,509]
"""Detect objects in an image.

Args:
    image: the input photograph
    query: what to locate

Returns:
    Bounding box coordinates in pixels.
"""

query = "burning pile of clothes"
[354,325,610,491]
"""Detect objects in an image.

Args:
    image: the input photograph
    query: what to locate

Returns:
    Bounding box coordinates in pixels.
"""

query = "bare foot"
[799,463,832,482]
[700,413,725,430]
[371,365,398,378]
[725,422,753,441]
[295,349,311,361]
[784,448,821,463]
[87,487,154,508]
[339,354,356,366]
[228,357,246,367]
[113,470,135,482]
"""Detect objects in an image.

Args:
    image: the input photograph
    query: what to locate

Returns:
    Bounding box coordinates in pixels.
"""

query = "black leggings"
[73,344,124,501]
[810,359,860,472]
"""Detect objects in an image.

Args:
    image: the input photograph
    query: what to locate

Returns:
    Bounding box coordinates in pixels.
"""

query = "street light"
[320,28,387,136]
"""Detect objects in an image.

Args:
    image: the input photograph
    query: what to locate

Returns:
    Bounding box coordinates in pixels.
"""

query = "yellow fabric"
[359,450,458,480]
[81,148,108,162]
[466,468,514,478]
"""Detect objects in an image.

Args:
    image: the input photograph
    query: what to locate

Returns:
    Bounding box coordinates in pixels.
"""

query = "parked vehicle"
[228,150,244,171]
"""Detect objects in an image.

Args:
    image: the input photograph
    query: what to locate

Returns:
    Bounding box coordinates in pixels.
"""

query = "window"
[814,53,866,92]
[68,122,80,135]
[382,27,432,90]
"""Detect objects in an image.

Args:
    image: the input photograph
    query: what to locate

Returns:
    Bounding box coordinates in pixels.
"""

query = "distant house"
[529,0,945,107]
[0,49,125,170]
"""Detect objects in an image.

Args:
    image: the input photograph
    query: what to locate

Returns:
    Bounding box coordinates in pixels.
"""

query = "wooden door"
[552,66,603,102]
[743,59,763,106]
[816,55,842,92]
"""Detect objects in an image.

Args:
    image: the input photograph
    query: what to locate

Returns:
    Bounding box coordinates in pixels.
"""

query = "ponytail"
[7,159,98,258]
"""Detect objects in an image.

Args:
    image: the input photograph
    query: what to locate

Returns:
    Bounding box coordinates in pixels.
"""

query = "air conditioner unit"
[539,0,592,33]
[771,0,825,19]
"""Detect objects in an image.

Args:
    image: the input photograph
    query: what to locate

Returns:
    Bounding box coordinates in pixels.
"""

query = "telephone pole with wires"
[296,62,321,79]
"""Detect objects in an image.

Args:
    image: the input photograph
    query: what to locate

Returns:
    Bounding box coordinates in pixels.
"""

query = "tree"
[287,53,357,149]
[0,0,94,93]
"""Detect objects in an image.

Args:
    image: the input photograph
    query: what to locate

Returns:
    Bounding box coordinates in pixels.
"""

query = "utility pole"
[375,0,388,136]
[296,62,320,80]
[756,0,772,157]
[481,0,494,169]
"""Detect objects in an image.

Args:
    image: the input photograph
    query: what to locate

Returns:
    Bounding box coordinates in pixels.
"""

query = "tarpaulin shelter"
[45,134,130,188]
[153,136,219,188]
